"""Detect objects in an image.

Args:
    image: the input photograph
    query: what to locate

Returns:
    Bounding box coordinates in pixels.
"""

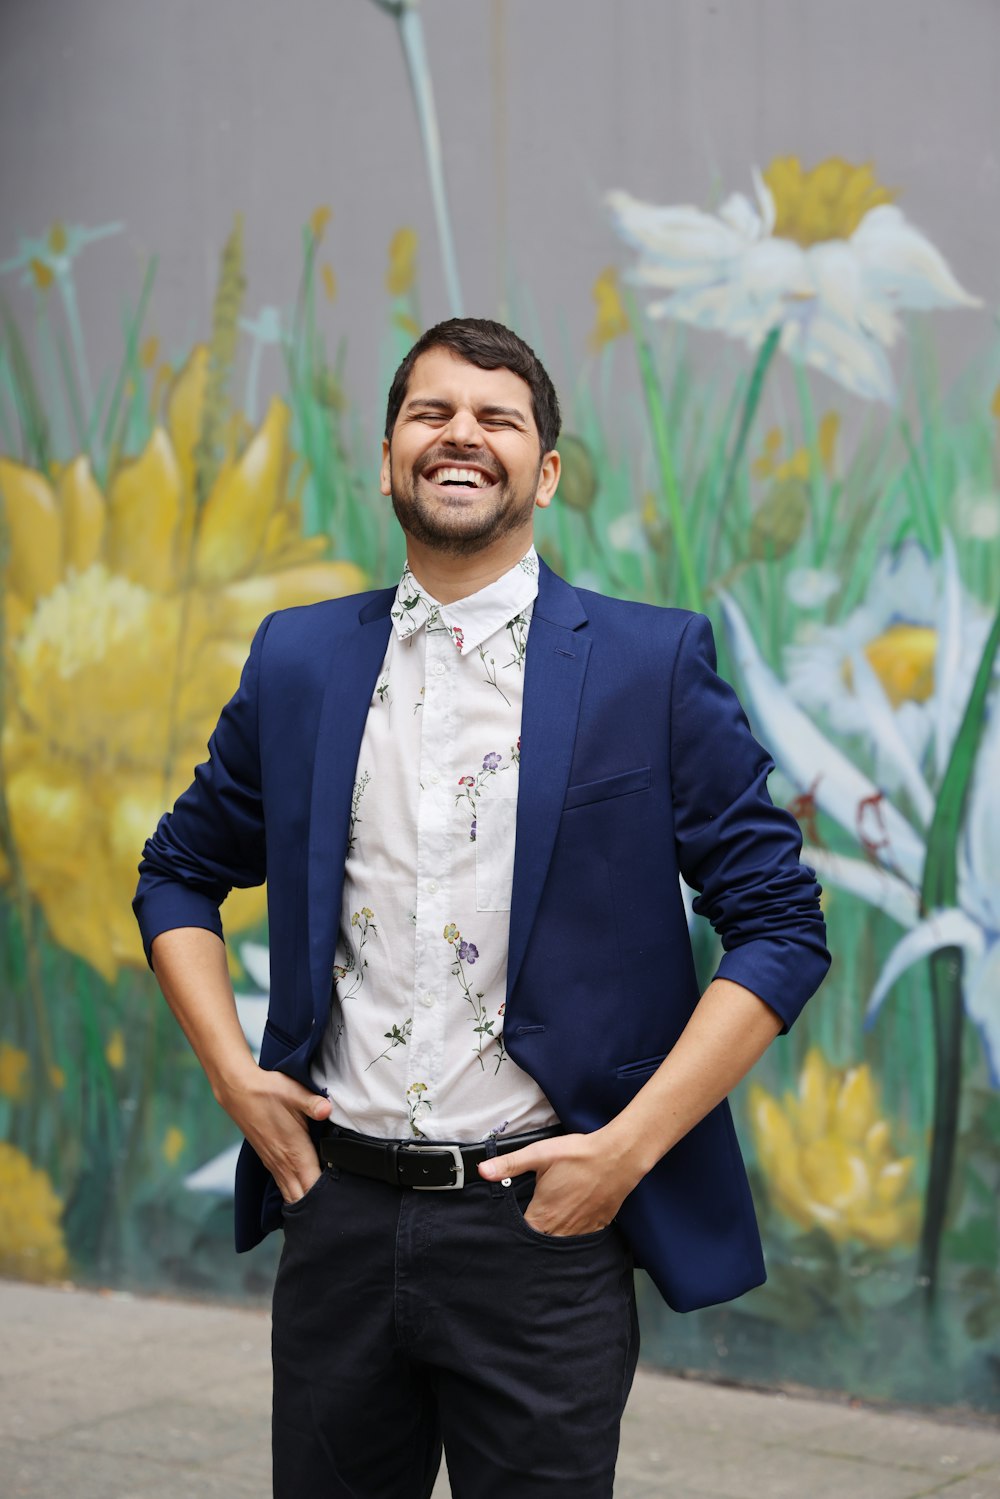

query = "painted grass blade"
[918,594,1000,1296]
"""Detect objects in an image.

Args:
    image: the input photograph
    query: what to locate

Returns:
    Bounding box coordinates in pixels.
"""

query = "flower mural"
[0,348,365,979]
[0,1143,69,1282]
[749,1049,920,1249]
[722,551,1000,1083]
[0,116,997,1405]
[608,156,979,401]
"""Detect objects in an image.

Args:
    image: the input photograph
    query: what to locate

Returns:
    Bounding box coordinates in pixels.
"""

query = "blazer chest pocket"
[563,765,651,811]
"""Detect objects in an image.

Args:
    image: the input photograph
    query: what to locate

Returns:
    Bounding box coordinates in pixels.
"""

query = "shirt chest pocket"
[476,795,518,912]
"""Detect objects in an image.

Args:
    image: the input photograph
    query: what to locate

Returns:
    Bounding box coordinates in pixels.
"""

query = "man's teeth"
[428,466,492,488]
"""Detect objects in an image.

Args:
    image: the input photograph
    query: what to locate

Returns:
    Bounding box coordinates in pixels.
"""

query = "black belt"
[318,1124,564,1190]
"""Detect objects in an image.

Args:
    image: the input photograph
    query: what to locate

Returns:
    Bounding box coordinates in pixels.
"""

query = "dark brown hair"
[384,318,561,453]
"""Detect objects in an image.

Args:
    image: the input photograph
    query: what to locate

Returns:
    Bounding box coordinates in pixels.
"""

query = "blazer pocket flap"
[615,1053,667,1080]
[564,765,651,811]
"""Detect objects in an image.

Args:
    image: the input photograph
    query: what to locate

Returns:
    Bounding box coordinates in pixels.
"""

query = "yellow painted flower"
[162,1125,186,1165]
[588,267,630,352]
[105,1029,125,1071]
[0,1142,69,1282]
[763,157,896,246]
[749,1048,920,1249]
[30,258,54,291]
[753,412,840,484]
[310,205,332,243]
[0,1041,29,1100]
[0,347,366,980]
[386,227,418,297]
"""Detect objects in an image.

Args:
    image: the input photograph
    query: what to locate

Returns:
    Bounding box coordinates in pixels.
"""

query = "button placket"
[409,631,455,1100]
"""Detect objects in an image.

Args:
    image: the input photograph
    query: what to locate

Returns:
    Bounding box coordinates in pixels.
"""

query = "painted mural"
[1,4,998,1415]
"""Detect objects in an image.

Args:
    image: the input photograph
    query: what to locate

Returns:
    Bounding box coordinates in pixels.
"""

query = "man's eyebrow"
[404,397,528,424]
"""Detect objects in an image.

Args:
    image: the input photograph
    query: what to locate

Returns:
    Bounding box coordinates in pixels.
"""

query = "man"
[134,318,829,1498]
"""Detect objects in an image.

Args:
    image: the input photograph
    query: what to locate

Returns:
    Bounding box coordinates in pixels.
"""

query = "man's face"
[380,348,559,556]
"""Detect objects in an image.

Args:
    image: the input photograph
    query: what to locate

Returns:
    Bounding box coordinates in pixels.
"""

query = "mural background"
[2,0,999,1412]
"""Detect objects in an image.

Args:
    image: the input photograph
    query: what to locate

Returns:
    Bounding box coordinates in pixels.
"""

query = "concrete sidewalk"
[2,1281,998,1498]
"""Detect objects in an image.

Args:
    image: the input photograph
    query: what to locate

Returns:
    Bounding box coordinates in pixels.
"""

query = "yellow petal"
[219,561,367,636]
[310,205,332,242]
[800,1138,871,1213]
[162,1126,186,1165]
[875,1156,915,1207]
[386,227,418,297]
[58,456,105,574]
[0,1043,29,1102]
[5,761,118,980]
[0,458,62,604]
[176,639,247,729]
[798,1048,831,1141]
[864,1118,891,1165]
[847,1200,919,1250]
[194,399,290,586]
[834,1064,878,1145]
[166,345,209,503]
[107,428,184,592]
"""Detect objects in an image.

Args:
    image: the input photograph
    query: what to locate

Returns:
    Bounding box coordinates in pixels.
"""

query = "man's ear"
[534,447,561,511]
[380,437,391,497]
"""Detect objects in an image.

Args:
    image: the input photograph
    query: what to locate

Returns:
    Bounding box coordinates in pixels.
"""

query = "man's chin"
[391,495,527,556]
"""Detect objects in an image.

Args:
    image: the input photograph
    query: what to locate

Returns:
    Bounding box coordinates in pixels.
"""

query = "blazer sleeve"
[669,612,830,1029]
[132,613,273,967]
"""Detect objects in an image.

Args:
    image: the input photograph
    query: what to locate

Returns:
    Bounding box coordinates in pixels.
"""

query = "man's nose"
[440,408,482,447]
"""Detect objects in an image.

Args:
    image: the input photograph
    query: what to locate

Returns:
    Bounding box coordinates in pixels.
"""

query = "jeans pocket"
[280,1166,331,1219]
[504,1176,616,1248]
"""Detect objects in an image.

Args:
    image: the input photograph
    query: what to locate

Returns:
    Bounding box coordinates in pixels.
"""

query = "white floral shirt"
[311,547,559,1141]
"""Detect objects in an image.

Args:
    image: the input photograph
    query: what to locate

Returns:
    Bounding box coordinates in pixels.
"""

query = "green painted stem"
[373,0,463,317]
[917,595,1000,1296]
[625,297,701,613]
[707,325,782,579]
[720,326,781,506]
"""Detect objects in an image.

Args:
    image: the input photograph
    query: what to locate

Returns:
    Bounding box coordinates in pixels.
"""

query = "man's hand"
[478,1130,640,1236]
[217,1065,333,1205]
[149,928,334,1206]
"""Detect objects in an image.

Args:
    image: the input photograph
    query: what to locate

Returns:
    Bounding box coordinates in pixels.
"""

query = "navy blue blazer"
[134,560,829,1311]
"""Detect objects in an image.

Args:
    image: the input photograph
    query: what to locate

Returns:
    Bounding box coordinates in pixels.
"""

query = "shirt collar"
[390,547,540,655]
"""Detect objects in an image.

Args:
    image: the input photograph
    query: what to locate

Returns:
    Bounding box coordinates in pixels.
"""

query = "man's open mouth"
[422,464,497,490]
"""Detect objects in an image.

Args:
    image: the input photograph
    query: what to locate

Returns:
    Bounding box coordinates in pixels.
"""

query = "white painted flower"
[785,567,840,610]
[954,485,1000,543]
[722,592,1000,1084]
[608,156,979,402]
[785,539,993,804]
[184,942,270,1196]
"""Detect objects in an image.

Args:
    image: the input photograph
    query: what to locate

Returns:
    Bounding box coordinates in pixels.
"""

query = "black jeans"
[272,1161,639,1498]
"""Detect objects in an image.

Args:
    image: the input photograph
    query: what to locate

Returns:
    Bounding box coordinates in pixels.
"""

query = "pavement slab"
[3,1279,998,1499]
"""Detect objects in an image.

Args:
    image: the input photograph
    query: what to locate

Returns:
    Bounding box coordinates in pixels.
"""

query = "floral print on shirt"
[312,545,556,1141]
[444,923,506,1073]
[457,750,511,840]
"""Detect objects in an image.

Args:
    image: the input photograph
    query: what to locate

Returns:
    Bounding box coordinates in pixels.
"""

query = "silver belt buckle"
[403,1142,466,1190]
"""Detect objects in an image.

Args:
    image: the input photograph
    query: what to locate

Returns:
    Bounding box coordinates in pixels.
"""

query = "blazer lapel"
[307,591,393,1024]
[506,564,590,1002]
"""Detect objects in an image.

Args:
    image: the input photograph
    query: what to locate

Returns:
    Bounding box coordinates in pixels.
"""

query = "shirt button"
[421,991,436,1008]
[427,880,439,894]
[430,771,441,785]
[432,660,447,677]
